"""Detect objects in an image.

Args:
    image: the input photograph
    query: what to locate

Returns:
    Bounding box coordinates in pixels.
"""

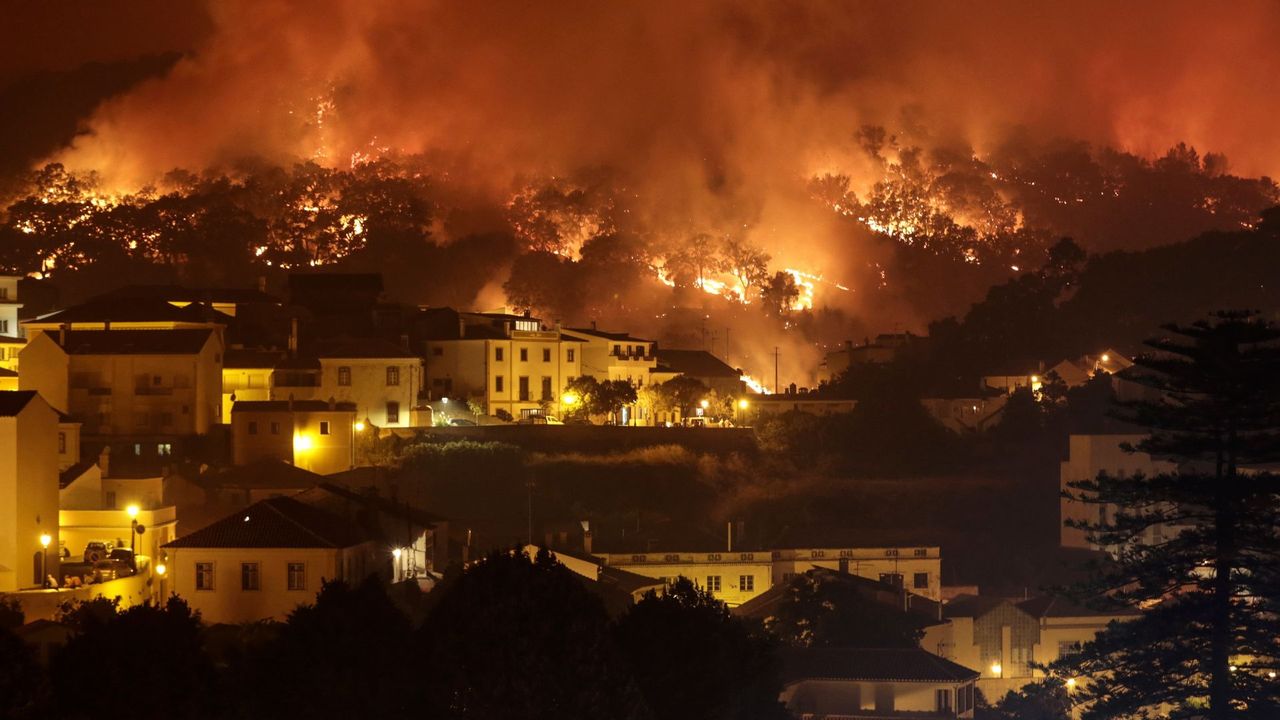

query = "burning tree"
[1057,311,1280,720]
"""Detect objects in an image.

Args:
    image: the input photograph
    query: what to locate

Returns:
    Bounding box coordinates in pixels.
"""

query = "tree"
[614,577,788,720]
[229,578,422,720]
[51,597,214,720]
[720,236,770,302]
[420,548,646,719]
[0,626,47,720]
[981,679,1071,720]
[595,379,638,425]
[1058,311,1280,719]
[764,571,927,649]
[760,271,801,317]
[655,375,710,418]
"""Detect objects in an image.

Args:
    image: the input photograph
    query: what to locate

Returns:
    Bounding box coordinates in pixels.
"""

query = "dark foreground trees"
[1059,311,1280,719]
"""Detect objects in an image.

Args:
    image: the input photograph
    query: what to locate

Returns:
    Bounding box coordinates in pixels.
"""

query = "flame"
[741,374,771,394]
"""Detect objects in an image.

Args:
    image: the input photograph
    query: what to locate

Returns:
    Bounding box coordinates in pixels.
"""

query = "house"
[734,568,944,625]
[1059,434,1178,550]
[202,459,327,507]
[162,487,447,624]
[652,348,745,397]
[981,367,1044,395]
[418,307,584,420]
[919,392,1008,433]
[0,367,17,390]
[525,543,665,614]
[95,282,280,319]
[923,593,1135,699]
[0,275,25,372]
[818,333,919,383]
[21,296,229,347]
[1046,350,1133,388]
[779,647,979,719]
[590,544,942,607]
[0,391,61,591]
[221,348,286,421]
[746,393,858,421]
[231,400,356,475]
[19,328,224,438]
[162,495,387,623]
[312,338,421,428]
[561,326,658,386]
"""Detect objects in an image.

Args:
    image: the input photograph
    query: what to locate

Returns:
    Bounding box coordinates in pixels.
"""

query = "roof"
[59,461,97,489]
[0,368,16,378]
[52,329,216,355]
[300,482,445,526]
[231,400,357,413]
[29,297,230,326]
[315,337,418,359]
[224,348,287,369]
[734,568,943,625]
[565,327,653,343]
[0,335,26,344]
[942,594,1012,619]
[98,284,279,305]
[0,390,39,416]
[1016,595,1139,619]
[780,647,979,684]
[163,495,370,549]
[655,349,739,378]
[206,459,327,490]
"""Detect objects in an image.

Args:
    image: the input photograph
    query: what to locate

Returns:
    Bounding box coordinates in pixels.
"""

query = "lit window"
[195,562,214,590]
[287,562,306,591]
[241,562,260,591]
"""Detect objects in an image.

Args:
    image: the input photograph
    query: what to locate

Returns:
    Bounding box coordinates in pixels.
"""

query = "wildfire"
[741,374,771,394]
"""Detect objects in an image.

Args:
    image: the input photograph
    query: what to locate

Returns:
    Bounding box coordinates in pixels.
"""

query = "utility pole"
[773,346,780,394]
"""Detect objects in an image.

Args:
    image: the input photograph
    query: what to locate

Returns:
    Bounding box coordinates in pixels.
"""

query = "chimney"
[97,446,111,479]
[581,520,592,554]
[591,320,597,331]
[288,317,299,357]
[726,521,733,552]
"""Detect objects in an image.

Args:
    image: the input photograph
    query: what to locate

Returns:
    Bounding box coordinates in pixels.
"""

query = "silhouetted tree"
[229,577,421,720]
[764,571,927,649]
[420,548,647,719]
[980,678,1071,720]
[52,597,213,720]
[614,577,787,720]
[1058,311,1280,719]
[0,627,48,720]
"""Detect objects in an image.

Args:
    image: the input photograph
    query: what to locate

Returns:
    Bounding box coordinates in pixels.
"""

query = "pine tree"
[1057,311,1280,719]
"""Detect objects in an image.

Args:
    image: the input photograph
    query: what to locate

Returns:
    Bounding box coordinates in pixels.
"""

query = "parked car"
[108,548,137,573]
[92,559,134,582]
[448,417,478,427]
[83,542,109,563]
[518,415,564,425]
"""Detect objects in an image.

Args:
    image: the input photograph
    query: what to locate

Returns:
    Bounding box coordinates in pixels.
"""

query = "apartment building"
[0,391,61,592]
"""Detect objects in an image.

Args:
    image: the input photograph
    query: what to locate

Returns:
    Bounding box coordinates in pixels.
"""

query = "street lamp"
[737,398,749,410]
[127,504,140,557]
[990,661,1003,678]
[354,420,366,432]
[39,533,51,588]
[392,547,403,581]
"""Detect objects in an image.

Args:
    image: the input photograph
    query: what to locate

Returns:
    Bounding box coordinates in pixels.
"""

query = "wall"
[405,424,757,455]
[1060,434,1176,549]
[232,407,355,475]
[18,334,68,412]
[3,570,154,622]
[315,358,420,427]
[597,551,775,606]
[783,679,970,717]
[0,395,60,592]
[221,366,273,421]
[166,545,380,624]
[770,547,942,601]
[231,408,294,465]
[59,507,177,564]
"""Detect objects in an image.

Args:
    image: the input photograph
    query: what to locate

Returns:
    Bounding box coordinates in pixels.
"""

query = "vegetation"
[1056,312,1280,719]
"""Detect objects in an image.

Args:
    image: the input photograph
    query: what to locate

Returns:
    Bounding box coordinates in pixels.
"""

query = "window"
[0,320,7,334]
[158,443,171,456]
[567,349,575,362]
[270,422,280,435]
[542,348,551,362]
[0,287,6,299]
[1058,641,1082,658]
[706,575,722,592]
[518,376,530,402]
[58,432,66,453]
[613,344,621,355]
[879,573,904,588]
[152,374,162,386]
[636,346,645,357]
[195,562,214,590]
[519,348,528,362]
[386,366,400,386]
[287,562,306,591]
[739,575,754,592]
[386,402,400,424]
[248,421,258,435]
[431,347,443,357]
[495,375,505,393]
[913,572,929,590]
[495,347,504,362]
[936,689,952,712]
[241,562,260,591]
[337,366,351,386]
[319,421,330,435]
[541,377,553,401]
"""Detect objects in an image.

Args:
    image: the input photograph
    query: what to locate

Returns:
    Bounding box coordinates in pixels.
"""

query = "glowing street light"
[392,547,402,560]
[354,421,366,432]
[127,504,141,559]
[699,399,710,409]
[990,661,1003,678]
[1100,353,1110,363]
[155,563,167,576]
[737,398,749,410]
[39,533,51,588]
[561,392,579,407]
[293,433,313,452]
[1065,677,1077,690]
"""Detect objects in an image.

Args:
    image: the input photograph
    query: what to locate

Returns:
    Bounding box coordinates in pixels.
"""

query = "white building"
[0,391,61,591]
[419,308,583,420]
[271,340,421,428]
[1059,434,1177,550]
[230,400,357,475]
[0,275,25,373]
[779,647,979,719]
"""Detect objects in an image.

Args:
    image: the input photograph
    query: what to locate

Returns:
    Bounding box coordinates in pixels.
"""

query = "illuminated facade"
[1059,433,1178,550]
[0,275,25,373]
[420,309,583,420]
[230,400,356,475]
[595,545,941,606]
[0,391,61,592]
